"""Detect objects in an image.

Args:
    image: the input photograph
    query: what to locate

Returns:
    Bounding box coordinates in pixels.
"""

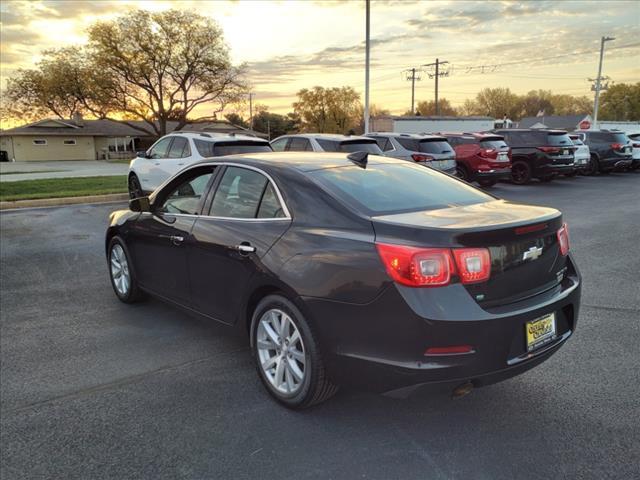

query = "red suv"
[442,133,511,187]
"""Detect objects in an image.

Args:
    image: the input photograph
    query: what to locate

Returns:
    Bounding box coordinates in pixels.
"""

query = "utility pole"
[422,58,449,115]
[404,68,422,114]
[248,93,254,130]
[364,0,371,133]
[590,36,615,128]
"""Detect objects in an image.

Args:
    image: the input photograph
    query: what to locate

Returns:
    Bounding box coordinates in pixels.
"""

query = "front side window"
[270,138,289,152]
[167,137,190,158]
[157,168,214,215]
[149,137,173,159]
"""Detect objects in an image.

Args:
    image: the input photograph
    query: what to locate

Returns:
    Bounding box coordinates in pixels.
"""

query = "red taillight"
[452,248,491,284]
[479,148,496,158]
[557,223,570,256]
[424,345,474,356]
[376,244,452,287]
[538,146,560,153]
[376,244,491,287]
[411,153,434,162]
[632,143,640,148]
[610,143,622,150]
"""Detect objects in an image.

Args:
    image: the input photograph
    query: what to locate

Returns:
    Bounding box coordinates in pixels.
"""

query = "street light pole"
[593,36,614,128]
[364,0,370,133]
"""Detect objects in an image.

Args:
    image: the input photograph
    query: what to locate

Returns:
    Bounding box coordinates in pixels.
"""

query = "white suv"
[128,132,271,198]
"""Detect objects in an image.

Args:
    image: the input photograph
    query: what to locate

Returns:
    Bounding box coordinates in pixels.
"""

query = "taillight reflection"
[557,223,570,256]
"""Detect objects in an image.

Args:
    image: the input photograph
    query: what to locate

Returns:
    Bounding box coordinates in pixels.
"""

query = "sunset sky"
[1,0,639,119]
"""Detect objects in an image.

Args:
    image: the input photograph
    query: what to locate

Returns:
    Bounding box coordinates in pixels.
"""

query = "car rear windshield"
[309,162,492,216]
[396,137,454,154]
[316,139,383,154]
[546,132,573,146]
[194,139,272,157]
[479,138,508,149]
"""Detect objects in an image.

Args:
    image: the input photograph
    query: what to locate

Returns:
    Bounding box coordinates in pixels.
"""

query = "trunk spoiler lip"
[371,200,561,233]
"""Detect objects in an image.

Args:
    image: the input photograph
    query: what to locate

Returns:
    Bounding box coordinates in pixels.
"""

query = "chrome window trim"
[154,161,292,221]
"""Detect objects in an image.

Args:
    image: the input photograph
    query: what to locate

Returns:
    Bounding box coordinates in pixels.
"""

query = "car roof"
[275,133,374,142]
[365,132,446,140]
[190,151,399,172]
[439,131,503,139]
[168,131,268,142]
[494,128,567,133]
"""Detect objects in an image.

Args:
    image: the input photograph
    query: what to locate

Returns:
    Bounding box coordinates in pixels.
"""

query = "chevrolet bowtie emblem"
[523,246,543,261]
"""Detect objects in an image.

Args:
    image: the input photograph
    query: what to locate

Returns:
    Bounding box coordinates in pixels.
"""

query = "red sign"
[579,120,591,130]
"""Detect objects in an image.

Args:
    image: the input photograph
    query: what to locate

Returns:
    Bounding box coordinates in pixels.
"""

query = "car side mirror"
[136,150,150,159]
[129,196,151,212]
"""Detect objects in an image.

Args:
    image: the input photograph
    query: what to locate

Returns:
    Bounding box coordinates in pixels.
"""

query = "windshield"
[609,133,630,143]
[194,139,271,157]
[546,132,573,146]
[309,162,492,216]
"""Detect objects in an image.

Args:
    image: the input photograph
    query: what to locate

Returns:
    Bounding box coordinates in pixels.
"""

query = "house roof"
[518,114,591,129]
[374,115,494,121]
[0,118,267,138]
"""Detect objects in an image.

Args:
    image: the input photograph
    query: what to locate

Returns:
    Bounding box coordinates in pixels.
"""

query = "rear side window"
[338,141,383,154]
[257,183,286,218]
[288,137,312,151]
[370,137,393,151]
[210,166,267,218]
[309,162,492,216]
[270,138,288,152]
[546,132,572,146]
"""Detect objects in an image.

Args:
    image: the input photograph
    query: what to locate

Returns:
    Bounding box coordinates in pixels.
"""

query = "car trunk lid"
[372,200,567,307]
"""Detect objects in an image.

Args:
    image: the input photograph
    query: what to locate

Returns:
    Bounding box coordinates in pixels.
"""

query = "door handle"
[235,244,256,255]
[171,235,184,246]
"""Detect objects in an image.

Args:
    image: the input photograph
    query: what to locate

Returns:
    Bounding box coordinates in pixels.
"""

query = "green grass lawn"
[0,176,128,201]
[0,170,63,175]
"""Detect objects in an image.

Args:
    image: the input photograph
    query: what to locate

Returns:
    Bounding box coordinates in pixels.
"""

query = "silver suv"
[270,134,383,154]
[365,132,456,174]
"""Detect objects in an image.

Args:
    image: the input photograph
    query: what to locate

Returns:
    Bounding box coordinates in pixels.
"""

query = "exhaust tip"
[451,381,474,399]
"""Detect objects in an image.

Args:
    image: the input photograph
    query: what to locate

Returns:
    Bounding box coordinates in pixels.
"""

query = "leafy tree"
[224,113,249,129]
[251,108,299,139]
[472,88,522,119]
[5,9,247,136]
[413,98,457,116]
[599,82,640,121]
[293,86,362,133]
[519,90,556,117]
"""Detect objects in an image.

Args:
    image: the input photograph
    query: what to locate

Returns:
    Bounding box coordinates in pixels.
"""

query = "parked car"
[440,132,511,186]
[106,151,581,408]
[574,130,633,175]
[624,132,640,171]
[569,134,590,176]
[365,132,457,174]
[128,132,272,198]
[493,129,576,184]
[270,134,383,155]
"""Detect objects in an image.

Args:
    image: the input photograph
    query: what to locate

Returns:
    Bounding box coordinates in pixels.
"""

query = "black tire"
[128,173,143,199]
[251,294,338,409]
[511,160,531,185]
[478,179,497,188]
[455,164,469,182]
[107,236,144,303]
[583,155,598,176]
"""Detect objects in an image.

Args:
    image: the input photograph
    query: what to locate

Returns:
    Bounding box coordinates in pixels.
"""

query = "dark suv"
[575,130,633,175]
[443,132,511,187]
[493,129,576,184]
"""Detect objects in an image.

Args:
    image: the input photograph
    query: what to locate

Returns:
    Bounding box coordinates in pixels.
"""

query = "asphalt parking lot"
[1,173,639,480]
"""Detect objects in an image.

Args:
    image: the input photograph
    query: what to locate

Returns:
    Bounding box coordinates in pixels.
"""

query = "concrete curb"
[0,193,129,211]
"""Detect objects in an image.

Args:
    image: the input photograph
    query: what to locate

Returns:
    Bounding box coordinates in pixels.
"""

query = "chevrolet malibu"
[106,152,581,408]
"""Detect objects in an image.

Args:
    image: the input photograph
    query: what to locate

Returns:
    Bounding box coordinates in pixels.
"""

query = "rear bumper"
[600,157,633,170]
[475,167,511,181]
[535,162,576,176]
[304,255,581,394]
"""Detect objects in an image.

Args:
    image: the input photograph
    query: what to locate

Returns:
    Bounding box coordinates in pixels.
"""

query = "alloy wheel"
[256,309,306,395]
[511,162,529,184]
[110,244,130,296]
